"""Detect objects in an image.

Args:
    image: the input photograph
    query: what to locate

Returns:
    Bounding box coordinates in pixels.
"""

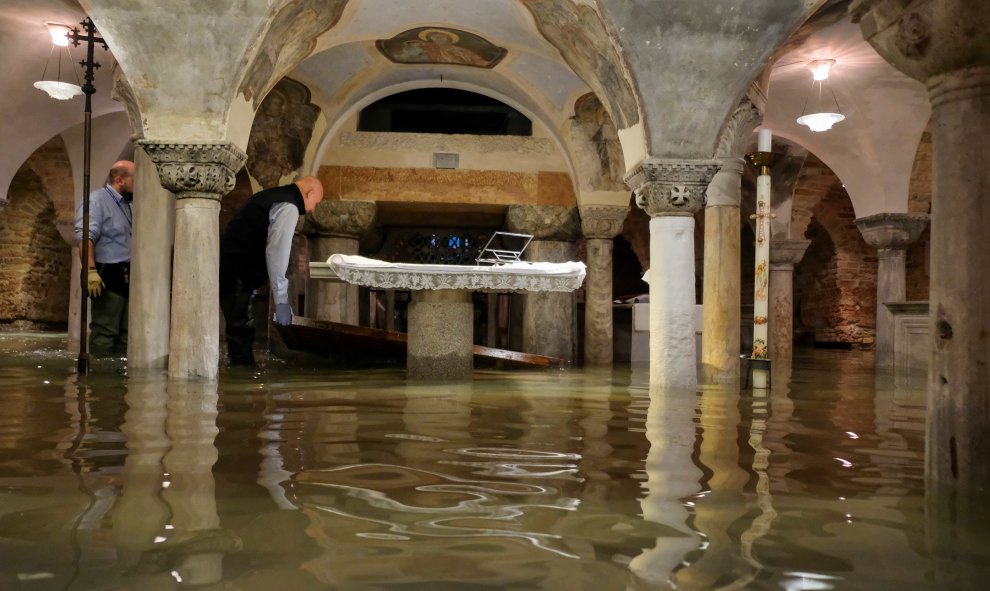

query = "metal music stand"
[475,231,533,265]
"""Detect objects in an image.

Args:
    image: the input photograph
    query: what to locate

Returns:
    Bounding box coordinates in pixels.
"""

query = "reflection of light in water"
[294,463,581,559]
[440,447,581,480]
[779,571,841,590]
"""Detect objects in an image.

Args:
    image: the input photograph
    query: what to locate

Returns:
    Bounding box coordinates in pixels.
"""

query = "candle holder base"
[741,356,772,389]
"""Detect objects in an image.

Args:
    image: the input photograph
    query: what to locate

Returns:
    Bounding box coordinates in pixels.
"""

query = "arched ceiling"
[1,0,933,222]
[0,0,123,206]
[764,15,930,217]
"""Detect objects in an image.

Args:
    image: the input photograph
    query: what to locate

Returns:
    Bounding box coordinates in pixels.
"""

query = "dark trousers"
[90,289,128,356]
[220,277,257,365]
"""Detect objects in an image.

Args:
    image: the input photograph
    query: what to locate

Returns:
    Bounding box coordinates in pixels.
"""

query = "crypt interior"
[0,0,988,589]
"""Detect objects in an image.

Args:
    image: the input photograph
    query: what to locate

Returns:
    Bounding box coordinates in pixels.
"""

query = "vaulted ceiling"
[1,0,930,218]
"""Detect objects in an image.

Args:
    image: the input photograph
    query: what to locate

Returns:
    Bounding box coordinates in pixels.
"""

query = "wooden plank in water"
[279,316,563,369]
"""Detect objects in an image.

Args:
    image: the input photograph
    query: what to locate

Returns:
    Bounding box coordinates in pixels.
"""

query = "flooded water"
[0,333,987,590]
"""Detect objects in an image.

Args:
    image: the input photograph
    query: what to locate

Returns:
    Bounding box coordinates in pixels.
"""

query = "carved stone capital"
[505,205,581,241]
[624,158,719,217]
[851,0,990,84]
[855,212,929,250]
[137,140,247,199]
[769,239,811,269]
[579,205,628,239]
[305,200,377,238]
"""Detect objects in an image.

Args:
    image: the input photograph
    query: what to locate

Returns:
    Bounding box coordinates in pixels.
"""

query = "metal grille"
[379,229,491,265]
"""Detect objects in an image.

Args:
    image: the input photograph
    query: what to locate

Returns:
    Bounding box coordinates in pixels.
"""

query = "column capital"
[505,205,581,241]
[769,238,811,269]
[624,158,720,217]
[705,157,746,208]
[850,1,990,85]
[854,212,929,249]
[304,200,377,238]
[137,140,247,199]
[579,205,628,239]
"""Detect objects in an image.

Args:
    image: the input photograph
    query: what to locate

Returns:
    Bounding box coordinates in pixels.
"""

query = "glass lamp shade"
[796,112,845,132]
[34,80,83,100]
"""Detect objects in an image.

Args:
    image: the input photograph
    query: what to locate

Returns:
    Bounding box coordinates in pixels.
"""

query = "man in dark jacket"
[219,176,324,366]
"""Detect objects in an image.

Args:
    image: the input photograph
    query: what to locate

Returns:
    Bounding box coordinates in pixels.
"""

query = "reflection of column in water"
[629,386,703,588]
[393,382,472,464]
[926,482,990,589]
[162,381,223,586]
[112,377,170,568]
[738,387,777,568]
[676,385,755,588]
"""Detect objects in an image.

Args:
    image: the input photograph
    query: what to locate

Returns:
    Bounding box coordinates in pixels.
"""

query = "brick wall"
[794,179,877,347]
[0,162,71,328]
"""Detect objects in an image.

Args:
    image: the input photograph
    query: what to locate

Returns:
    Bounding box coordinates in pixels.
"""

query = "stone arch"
[0,140,73,328]
[906,120,932,301]
[790,153,841,240]
[793,179,877,347]
[309,79,579,193]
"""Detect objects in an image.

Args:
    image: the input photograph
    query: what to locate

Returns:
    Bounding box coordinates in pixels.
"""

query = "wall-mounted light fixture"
[33,22,83,100]
[796,59,845,132]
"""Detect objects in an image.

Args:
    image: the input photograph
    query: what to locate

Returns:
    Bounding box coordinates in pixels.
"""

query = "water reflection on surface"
[0,334,987,589]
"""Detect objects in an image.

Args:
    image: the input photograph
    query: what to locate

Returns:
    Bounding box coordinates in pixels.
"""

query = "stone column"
[702,100,760,385]
[851,0,990,493]
[304,200,376,324]
[506,205,580,361]
[702,158,744,384]
[54,221,82,347]
[128,146,175,369]
[579,205,628,366]
[138,141,246,381]
[854,213,929,368]
[768,239,811,379]
[625,159,719,391]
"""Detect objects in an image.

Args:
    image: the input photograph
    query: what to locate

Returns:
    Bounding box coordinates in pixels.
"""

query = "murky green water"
[0,333,987,590]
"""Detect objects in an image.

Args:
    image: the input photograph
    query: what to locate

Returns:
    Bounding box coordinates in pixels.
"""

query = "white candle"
[758,128,772,152]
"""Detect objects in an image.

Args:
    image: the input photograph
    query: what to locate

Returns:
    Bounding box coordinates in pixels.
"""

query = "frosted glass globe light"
[34,80,83,100]
[796,112,845,132]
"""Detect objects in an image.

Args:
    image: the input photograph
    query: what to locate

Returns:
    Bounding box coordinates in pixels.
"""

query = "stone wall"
[0,161,71,329]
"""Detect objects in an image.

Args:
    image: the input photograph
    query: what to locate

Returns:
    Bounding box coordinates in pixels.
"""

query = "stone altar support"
[323,254,586,380]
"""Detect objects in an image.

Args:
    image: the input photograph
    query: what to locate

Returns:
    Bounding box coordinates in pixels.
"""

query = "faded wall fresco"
[521,0,639,128]
[377,27,507,68]
[570,93,624,191]
[247,78,321,189]
[239,0,349,108]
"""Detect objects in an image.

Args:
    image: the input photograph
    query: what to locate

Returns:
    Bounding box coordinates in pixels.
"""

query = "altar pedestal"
[408,290,473,380]
[323,254,586,380]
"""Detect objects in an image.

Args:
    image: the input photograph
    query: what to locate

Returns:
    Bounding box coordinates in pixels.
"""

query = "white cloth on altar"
[326,254,586,292]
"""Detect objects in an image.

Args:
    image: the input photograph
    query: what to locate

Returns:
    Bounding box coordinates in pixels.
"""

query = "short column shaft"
[580,205,628,367]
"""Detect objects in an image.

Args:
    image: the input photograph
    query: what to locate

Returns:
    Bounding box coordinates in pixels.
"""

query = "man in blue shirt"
[219,176,324,366]
[74,160,135,357]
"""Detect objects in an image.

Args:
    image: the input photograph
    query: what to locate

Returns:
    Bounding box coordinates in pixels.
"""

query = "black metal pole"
[70,18,107,376]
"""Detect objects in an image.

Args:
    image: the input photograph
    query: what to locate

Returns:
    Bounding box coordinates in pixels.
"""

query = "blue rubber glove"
[274,303,293,326]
